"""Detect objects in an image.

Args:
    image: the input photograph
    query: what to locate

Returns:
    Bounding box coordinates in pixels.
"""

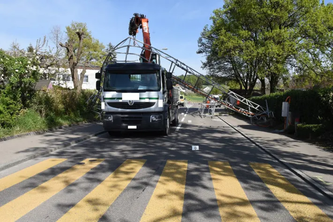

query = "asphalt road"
[0,106,333,222]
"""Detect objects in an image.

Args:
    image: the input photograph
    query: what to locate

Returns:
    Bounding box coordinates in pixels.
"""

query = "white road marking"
[176,109,188,132]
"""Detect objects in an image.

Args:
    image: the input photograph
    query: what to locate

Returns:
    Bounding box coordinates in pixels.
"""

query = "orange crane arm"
[129,13,152,62]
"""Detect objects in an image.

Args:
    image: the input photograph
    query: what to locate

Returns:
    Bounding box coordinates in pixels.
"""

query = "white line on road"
[176,124,182,131]
[176,109,188,132]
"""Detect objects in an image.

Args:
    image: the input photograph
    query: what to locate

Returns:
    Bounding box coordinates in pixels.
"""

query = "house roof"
[35,80,53,90]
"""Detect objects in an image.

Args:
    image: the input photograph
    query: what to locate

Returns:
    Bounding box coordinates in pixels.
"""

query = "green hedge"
[0,88,99,138]
[250,88,333,128]
[296,124,326,139]
[31,88,98,122]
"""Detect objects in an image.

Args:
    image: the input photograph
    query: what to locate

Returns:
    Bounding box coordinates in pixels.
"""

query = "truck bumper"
[103,112,165,132]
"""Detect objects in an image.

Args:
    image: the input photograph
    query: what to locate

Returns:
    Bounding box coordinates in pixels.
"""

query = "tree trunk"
[260,78,266,95]
[248,79,257,97]
[71,68,80,91]
[77,67,87,93]
[270,73,279,93]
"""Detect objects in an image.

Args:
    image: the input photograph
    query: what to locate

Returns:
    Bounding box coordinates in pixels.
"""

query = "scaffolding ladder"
[98,37,272,120]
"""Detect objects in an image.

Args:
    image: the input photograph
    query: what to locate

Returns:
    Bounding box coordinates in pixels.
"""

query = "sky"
[0,0,223,74]
[1,0,332,74]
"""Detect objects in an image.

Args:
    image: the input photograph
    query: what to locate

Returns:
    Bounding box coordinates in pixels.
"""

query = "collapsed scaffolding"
[93,36,273,121]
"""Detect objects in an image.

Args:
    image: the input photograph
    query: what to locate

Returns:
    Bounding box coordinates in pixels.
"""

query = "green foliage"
[250,87,333,127]
[32,88,98,121]
[0,89,99,139]
[0,50,41,127]
[296,124,326,139]
[198,0,333,94]
[185,93,205,103]
[13,109,46,132]
[227,80,240,89]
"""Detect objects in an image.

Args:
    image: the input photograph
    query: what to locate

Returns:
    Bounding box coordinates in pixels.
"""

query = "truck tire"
[163,113,170,136]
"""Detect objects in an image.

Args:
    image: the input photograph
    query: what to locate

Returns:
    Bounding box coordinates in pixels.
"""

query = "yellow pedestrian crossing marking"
[140,160,188,222]
[251,163,333,222]
[58,159,146,222]
[0,159,103,222]
[0,159,332,221]
[0,158,66,192]
[209,161,260,222]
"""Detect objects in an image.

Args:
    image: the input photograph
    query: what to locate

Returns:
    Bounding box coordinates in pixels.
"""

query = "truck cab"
[96,62,179,136]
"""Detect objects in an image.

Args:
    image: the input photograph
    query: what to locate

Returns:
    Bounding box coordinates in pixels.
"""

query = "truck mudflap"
[103,112,166,132]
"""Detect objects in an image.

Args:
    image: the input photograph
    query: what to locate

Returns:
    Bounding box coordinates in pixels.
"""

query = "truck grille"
[107,102,155,109]
[121,116,142,125]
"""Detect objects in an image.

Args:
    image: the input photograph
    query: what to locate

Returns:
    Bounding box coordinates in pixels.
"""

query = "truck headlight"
[150,114,162,122]
[104,114,113,122]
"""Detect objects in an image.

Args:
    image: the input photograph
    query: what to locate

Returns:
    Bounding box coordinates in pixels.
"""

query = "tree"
[291,2,333,86]
[198,0,263,96]
[198,0,332,94]
[26,36,65,80]
[60,22,105,92]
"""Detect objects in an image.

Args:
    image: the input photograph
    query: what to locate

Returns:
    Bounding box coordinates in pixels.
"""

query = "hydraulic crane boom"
[129,13,152,62]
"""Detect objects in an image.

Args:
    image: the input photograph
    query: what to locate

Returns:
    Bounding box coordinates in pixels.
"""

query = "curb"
[218,116,333,200]
[0,121,101,142]
[0,130,106,172]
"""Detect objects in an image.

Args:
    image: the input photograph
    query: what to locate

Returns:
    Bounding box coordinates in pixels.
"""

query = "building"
[51,66,100,90]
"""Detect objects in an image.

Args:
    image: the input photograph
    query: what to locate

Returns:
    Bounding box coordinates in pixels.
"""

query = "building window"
[83,75,88,83]
[62,74,72,81]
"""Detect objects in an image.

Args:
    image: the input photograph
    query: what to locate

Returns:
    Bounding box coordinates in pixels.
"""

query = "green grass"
[0,109,92,139]
[185,95,205,103]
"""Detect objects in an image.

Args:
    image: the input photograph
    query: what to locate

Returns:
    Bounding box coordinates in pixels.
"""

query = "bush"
[296,124,326,139]
[31,88,98,125]
[0,50,40,127]
[250,88,333,128]
[0,88,99,139]
[13,109,46,132]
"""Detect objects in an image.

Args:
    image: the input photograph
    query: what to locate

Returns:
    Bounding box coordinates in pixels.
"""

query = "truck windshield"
[104,72,161,92]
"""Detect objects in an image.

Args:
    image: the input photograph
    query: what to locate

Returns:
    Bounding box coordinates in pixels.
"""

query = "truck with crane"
[92,13,273,136]
[95,13,179,136]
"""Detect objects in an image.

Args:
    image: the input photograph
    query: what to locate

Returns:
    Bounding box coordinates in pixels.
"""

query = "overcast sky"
[0,0,332,74]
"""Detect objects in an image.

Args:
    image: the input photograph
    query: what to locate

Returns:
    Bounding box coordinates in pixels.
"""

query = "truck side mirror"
[96,80,101,91]
[95,72,101,79]
[167,79,173,90]
[166,72,172,79]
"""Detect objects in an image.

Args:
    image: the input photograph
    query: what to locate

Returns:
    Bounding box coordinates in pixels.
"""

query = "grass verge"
[0,109,95,139]
[185,94,205,103]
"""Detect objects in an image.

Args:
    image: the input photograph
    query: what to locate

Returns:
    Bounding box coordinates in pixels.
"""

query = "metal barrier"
[198,103,216,118]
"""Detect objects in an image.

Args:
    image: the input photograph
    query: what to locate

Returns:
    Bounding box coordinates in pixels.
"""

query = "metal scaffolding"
[97,37,273,120]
